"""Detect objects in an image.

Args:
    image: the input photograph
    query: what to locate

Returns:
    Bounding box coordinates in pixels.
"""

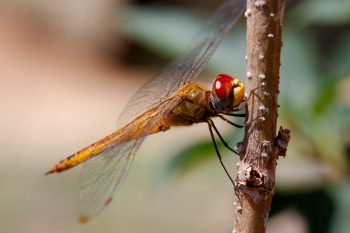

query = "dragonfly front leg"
[207,119,235,185]
[219,110,267,128]
[208,119,240,155]
[218,115,244,128]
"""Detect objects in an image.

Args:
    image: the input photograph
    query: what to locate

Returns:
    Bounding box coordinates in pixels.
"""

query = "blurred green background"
[0,0,349,232]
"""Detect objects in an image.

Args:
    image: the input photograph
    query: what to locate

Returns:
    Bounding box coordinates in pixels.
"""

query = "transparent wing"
[78,96,182,221]
[77,0,245,222]
[118,0,245,125]
[78,139,143,223]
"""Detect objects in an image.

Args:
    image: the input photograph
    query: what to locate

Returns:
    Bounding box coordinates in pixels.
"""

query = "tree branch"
[233,0,290,232]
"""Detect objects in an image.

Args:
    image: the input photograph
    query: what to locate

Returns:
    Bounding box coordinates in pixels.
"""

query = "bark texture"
[233,0,289,232]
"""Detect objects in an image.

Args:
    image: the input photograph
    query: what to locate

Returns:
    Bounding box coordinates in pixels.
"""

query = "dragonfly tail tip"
[45,167,57,175]
[79,214,91,224]
[45,170,53,176]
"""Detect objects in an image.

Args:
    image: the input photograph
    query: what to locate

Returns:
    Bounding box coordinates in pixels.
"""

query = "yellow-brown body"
[47,83,214,174]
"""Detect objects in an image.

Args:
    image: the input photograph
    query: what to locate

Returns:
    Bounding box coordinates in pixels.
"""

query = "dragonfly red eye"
[212,74,234,100]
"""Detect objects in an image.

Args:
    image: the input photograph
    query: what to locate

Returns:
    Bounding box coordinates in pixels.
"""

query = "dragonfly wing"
[118,0,245,125]
[78,138,143,223]
[78,96,182,222]
[77,0,246,222]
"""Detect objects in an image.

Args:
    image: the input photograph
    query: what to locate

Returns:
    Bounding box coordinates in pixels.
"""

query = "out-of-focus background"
[0,0,349,232]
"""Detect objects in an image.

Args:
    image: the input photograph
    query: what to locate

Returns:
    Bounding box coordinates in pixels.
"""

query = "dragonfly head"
[211,74,244,111]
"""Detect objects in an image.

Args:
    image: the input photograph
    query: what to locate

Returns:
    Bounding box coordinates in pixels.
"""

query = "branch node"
[262,140,272,152]
[258,74,266,80]
[255,0,267,8]
[234,201,243,214]
[275,126,291,157]
[243,166,264,188]
[247,71,253,80]
[235,141,245,155]
[244,8,252,18]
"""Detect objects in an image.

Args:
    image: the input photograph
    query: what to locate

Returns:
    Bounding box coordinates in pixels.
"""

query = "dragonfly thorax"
[211,74,244,112]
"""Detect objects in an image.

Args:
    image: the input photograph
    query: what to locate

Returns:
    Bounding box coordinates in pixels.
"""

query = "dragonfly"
[47,0,246,223]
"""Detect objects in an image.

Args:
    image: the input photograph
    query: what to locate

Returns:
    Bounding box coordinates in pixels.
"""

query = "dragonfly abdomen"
[46,83,213,175]
[46,113,155,174]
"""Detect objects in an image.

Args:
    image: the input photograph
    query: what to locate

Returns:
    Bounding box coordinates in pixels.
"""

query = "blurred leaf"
[310,117,347,173]
[163,140,216,176]
[329,183,350,233]
[289,0,350,28]
[121,6,246,81]
[279,27,318,108]
[313,79,338,115]
[271,188,336,233]
[121,7,202,59]
[206,25,246,79]
[312,76,350,125]
[331,32,350,77]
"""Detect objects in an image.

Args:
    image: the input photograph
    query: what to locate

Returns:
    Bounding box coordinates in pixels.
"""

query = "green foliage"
[289,0,350,27]
[163,141,216,176]
[271,188,335,233]
[122,7,201,59]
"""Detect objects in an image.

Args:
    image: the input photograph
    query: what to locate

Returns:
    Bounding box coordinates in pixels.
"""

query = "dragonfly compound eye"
[212,74,233,100]
[212,74,234,111]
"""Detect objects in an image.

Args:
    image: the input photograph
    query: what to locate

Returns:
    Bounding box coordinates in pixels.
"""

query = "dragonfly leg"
[245,109,268,125]
[218,115,244,128]
[208,119,240,156]
[207,120,235,185]
[221,112,246,117]
[219,110,268,128]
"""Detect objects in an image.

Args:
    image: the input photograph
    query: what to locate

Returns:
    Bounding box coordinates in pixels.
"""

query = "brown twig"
[233,0,290,232]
